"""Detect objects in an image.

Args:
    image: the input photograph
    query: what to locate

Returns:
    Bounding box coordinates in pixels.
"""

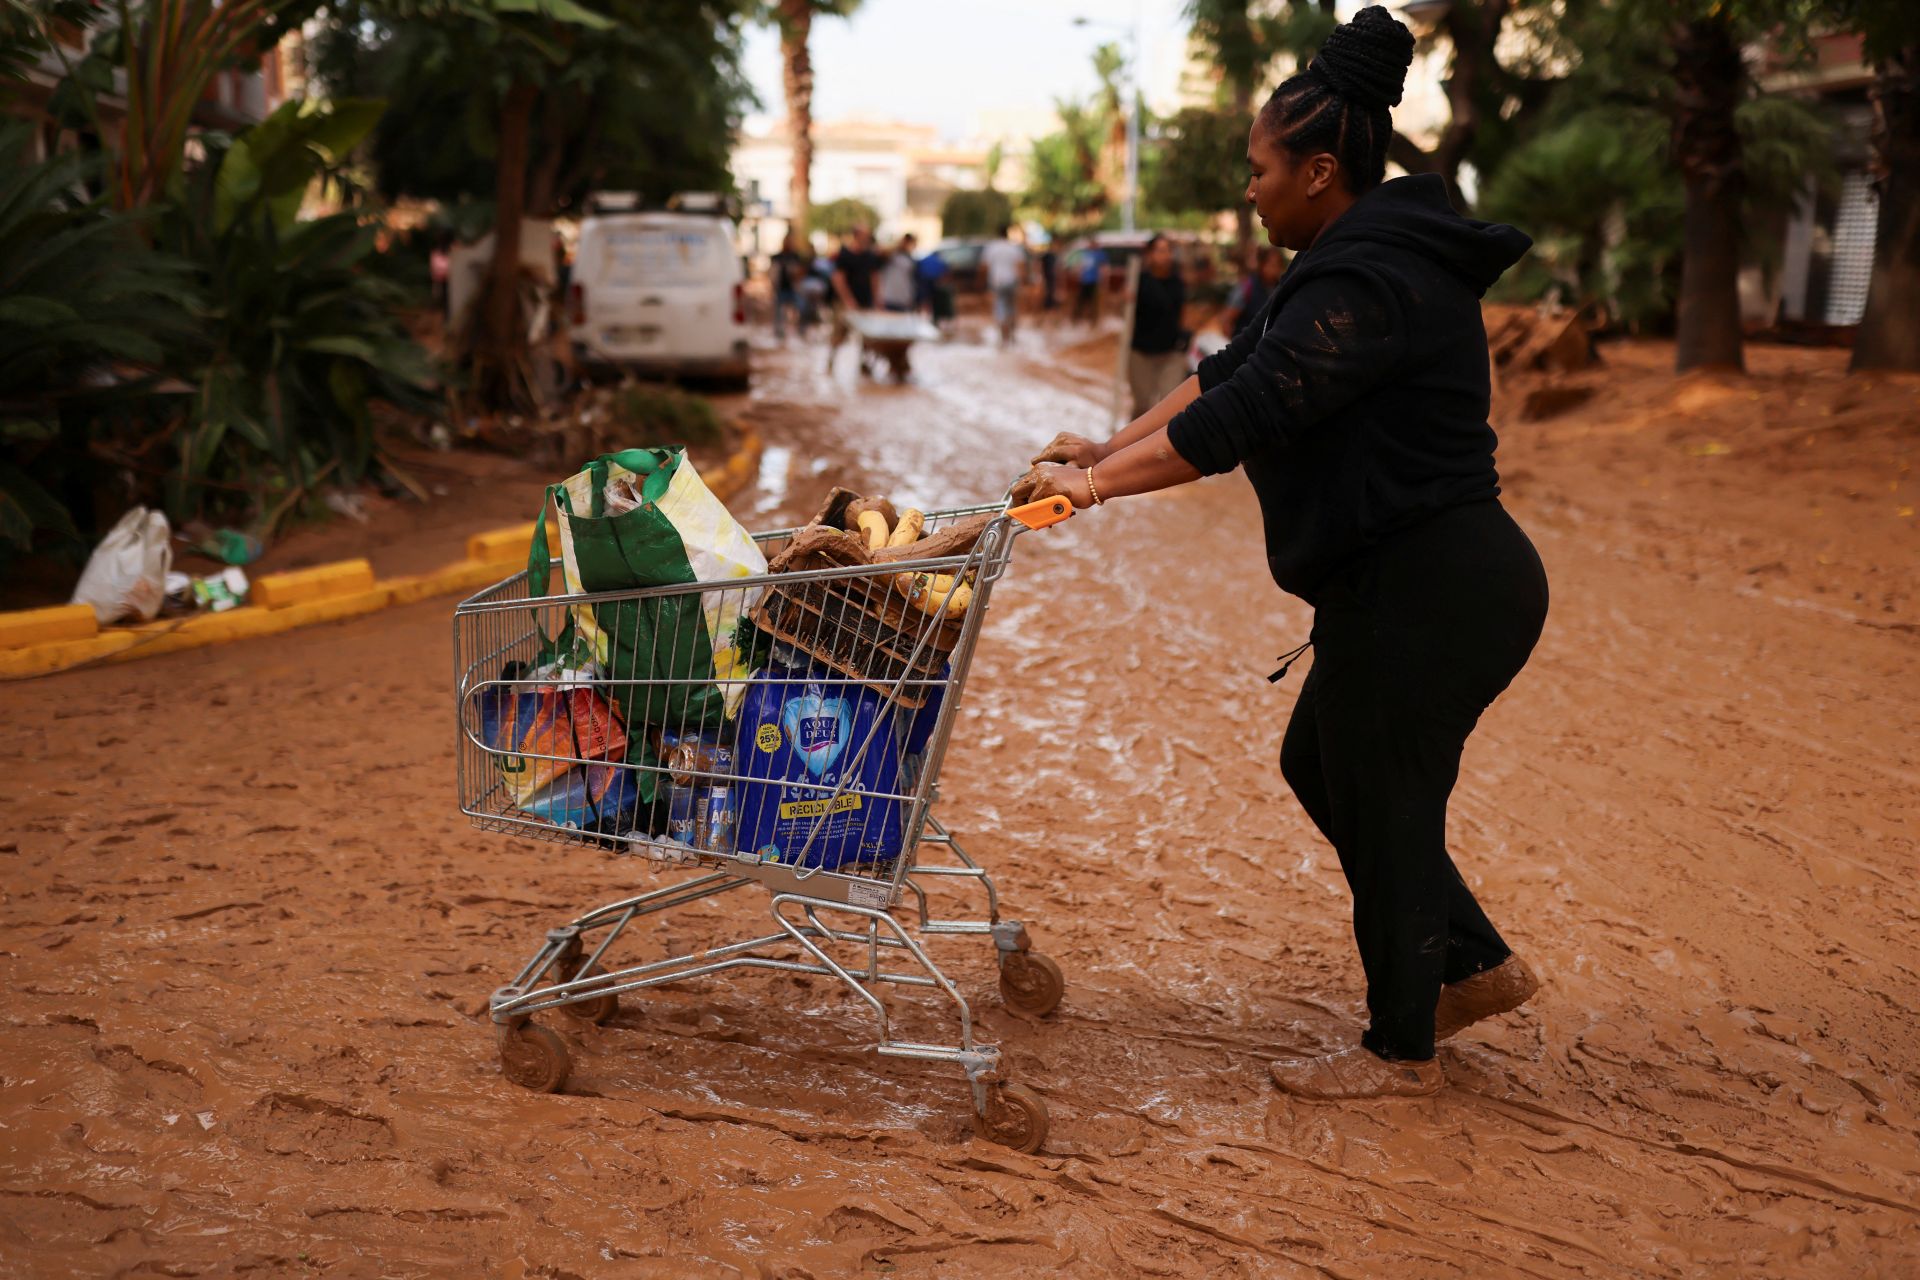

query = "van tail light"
[732,282,745,326]
[568,282,585,326]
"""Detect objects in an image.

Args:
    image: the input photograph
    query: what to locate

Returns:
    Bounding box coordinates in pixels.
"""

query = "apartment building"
[734,114,1020,257]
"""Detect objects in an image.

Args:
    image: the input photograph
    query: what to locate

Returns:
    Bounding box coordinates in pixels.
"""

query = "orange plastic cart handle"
[1008,496,1075,530]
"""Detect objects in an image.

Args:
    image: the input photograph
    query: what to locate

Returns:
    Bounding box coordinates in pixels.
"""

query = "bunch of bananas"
[844,503,972,619]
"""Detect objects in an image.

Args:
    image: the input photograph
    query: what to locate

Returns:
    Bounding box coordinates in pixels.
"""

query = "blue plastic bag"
[733,649,904,870]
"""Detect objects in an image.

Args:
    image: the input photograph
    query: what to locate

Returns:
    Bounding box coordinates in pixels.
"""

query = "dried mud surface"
[3,333,1918,1277]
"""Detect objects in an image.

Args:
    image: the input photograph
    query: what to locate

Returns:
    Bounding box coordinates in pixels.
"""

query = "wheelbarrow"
[842,312,943,383]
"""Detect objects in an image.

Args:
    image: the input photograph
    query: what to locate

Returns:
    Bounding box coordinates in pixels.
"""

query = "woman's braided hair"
[1256,5,1416,194]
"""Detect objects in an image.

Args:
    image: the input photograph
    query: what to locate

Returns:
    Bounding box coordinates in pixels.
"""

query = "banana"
[856,510,890,550]
[886,509,925,548]
[897,571,974,618]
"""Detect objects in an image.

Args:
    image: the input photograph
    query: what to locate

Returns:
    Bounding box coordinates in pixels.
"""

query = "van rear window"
[602,227,724,286]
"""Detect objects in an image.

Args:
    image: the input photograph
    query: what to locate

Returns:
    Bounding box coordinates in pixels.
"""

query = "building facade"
[733,115,1017,260]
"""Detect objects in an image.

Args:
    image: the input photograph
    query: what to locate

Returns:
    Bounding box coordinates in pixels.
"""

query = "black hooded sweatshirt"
[1166,174,1531,603]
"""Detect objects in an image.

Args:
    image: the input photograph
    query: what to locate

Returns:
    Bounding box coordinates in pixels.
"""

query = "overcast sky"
[739,0,1197,142]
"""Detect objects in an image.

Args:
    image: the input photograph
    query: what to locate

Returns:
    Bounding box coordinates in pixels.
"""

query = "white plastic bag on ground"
[71,507,172,624]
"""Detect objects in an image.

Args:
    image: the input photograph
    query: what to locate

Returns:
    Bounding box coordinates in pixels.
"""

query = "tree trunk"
[525,88,570,218]
[477,81,537,407]
[1428,0,1508,211]
[1852,43,1920,373]
[1379,0,1510,211]
[1671,16,1746,373]
[780,0,813,242]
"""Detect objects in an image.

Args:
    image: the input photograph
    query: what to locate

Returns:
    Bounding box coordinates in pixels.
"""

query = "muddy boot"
[1269,1047,1443,1100]
[1433,954,1540,1042]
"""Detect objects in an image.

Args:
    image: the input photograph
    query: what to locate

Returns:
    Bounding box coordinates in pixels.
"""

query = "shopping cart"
[453,494,1075,1152]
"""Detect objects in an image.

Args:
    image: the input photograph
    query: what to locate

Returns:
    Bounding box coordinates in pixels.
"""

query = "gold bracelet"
[1086,463,1103,506]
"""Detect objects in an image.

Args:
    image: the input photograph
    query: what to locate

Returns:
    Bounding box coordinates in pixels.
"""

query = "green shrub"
[153,99,439,527]
[814,197,881,238]
[614,385,723,449]
[940,188,1013,238]
[0,125,199,560]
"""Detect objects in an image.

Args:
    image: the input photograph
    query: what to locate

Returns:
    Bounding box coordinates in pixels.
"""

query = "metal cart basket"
[453,495,1075,1152]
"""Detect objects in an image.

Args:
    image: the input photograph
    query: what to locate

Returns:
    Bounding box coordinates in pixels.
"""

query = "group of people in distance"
[767,223,961,377]
[766,222,1029,350]
[761,217,1292,415]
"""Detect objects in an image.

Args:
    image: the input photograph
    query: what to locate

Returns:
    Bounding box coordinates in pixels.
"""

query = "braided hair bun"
[1309,6,1416,110]
[1255,5,1416,192]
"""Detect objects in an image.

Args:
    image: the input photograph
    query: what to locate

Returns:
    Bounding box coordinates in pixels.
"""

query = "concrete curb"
[1,426,765,680]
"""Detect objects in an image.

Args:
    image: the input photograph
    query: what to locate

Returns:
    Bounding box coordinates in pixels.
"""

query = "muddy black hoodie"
[1166,174,1531,602]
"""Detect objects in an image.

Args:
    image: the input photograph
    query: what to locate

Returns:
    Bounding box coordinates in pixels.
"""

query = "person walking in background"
[1072,242,1107,325]
[1128,234,1189,416]
[980,224,1026,345]
[1040,241,1059,314]
[830,224,882,313]
[1015,6,1547,1102]
[879,232,918,313]
[798,252,830,333]
[828,224,883,372]
[916,245,955,328]
[771,232,807,340]
[1227,246,1286,338]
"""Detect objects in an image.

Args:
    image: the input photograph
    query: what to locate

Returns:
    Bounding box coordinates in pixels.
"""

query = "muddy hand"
[1010,463,1093,510]
[1031,432,1102,468]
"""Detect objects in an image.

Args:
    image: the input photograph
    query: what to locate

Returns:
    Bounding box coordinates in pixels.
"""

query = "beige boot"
[1433,954,1540,1042]
[1269,1047,1443,1100]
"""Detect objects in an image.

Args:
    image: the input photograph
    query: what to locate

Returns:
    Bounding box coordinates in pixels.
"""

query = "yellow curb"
[0,603,97,647]
[467,524,537,563]
[383,557,523,607]
[712,424,764,502]
[253,558,376,609]
[1,422,763,679]
[0,588,393,677]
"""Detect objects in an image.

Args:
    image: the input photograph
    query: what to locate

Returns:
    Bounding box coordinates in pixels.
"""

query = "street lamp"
[1073,13,1142,234]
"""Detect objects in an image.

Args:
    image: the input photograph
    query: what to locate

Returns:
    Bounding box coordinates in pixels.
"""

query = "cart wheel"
[998,951,1066,1017]
[556,964,618,1026]
[499,1024,570,1093]
[975,1082,1048,1154]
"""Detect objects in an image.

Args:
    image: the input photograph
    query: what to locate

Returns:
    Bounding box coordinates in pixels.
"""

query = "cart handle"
[1007,496,1074,530]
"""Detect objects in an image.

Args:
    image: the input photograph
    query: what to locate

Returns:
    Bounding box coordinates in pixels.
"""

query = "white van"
[569,208,749,384]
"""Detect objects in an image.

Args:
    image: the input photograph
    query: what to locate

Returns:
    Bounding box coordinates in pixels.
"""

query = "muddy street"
[4,336,1918,1277]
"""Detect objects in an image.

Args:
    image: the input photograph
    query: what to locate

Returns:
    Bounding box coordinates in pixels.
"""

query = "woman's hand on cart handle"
[1031,432,1105,468]
[1010,463,1094,511]
[1028,376,1205,472]
[1021,426,1204,509]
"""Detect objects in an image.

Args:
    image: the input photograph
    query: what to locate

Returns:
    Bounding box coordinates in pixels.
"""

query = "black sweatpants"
[1279,499,1549,1062]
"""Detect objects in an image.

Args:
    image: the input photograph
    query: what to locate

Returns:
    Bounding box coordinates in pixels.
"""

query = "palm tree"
[767,0,862,242]
[1667,11,1749,372]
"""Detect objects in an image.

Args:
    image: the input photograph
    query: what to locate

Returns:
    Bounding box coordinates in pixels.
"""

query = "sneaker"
[1433,954,1540,1042]
[1269,1046,1443,1100]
